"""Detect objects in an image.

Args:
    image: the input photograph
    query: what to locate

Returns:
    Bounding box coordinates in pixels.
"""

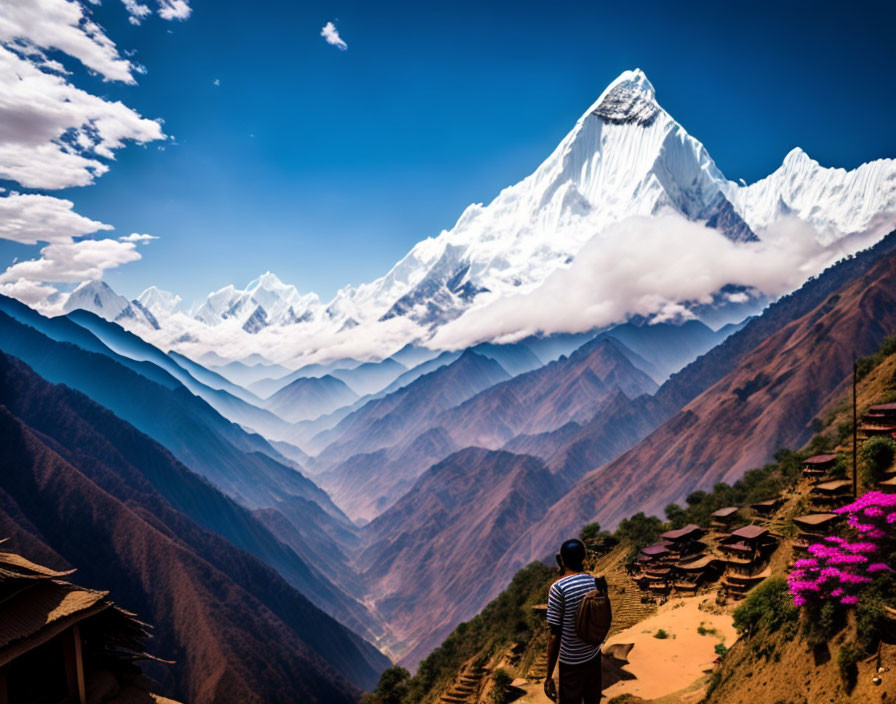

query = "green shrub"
[489,669,513,704]
[803,600,844,648]
[714,643,728,658]
[861,436,896,484]
[837,641,861,692]
[733,577,799,634]
[580,522,602,543]
[653,629,669,639]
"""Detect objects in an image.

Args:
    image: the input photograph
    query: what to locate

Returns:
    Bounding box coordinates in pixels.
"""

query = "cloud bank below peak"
[430,213,894,351]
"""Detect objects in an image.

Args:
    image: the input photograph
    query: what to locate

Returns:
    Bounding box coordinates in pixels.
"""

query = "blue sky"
[3,0,895,305]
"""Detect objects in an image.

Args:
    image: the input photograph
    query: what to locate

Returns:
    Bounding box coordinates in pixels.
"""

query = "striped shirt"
[546,572,600,665]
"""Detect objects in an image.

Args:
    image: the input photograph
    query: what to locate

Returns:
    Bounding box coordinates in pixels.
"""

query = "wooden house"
[750,498,783,522]
[802,454,838,483]
[0,546,178,704]
[879,475,896,494]
[858,403,896,441]
[672,555,720,593]
[810,479,854,509]
[721,568,771,600]
[719,525,777,574]
[710,507,740,532]
[792,513,841,552]
[658,524,707,559]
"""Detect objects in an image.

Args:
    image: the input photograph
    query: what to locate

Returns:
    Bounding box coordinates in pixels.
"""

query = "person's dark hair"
[559,538,586,571]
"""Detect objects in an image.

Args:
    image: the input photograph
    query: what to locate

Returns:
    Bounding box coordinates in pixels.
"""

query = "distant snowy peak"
[191,272,320,333]
[63,281,159,330]
[732,147,896,239]
[137,286,182,318]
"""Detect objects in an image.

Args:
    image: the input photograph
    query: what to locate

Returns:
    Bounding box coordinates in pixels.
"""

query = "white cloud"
[0,45,165,189]
[429,214,891,351]
[0,0,189,312]
[0,278,59,306]
[0,193,113,244]
[119,232,157,243]
[0,0,138,82]
[122,0,151,25]
[213,78,220,86]
[0,239,142,284]
[157,0,191,20]
[320,21,347,50]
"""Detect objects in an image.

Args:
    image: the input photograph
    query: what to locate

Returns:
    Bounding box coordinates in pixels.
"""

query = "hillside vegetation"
[364,336,896,704]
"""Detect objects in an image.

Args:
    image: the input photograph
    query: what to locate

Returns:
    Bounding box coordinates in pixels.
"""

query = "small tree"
[362,666,410,704]
[664,503,687,529]
[579,522,602,544]
[615,512,664,552]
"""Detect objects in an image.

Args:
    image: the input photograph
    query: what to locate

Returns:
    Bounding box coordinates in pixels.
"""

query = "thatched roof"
[0,549,150,668]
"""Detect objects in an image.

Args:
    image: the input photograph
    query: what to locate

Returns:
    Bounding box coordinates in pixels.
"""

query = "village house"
[709,506,740,532]
[0,545,178,704]
[801,454,838,483]
[792,513,842,552]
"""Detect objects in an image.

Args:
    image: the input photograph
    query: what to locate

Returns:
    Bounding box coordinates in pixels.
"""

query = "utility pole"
[853,357,858,499]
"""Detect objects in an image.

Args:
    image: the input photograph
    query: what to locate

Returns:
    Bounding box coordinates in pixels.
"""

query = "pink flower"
[864,506,885,517]
[829,554,869,565]
[866,563,892,573]
[793,558,819,568]
[831,588,845,597]
[793,595,807,607]
[840,596,859,605]
[845,542,879,554]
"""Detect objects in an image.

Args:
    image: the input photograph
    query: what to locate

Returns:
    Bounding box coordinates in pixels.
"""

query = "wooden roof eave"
[0,600,111,668]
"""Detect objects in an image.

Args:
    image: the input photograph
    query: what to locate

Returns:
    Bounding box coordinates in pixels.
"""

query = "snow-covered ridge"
[53,69,896,361]
[190,272,320,333]
[730,147,896,242]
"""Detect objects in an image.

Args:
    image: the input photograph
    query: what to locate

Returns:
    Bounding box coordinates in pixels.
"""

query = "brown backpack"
[575,575,612,646]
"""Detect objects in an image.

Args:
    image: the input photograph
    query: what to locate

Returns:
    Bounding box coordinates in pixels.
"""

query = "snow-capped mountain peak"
[50,70,896,362]
[191,272,320,332]
[587,68,659,126]
[137,286,182,318]
[332,68,757,330]
[63,280,159,330]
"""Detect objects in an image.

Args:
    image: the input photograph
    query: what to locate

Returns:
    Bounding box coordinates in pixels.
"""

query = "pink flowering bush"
[788,492,895,608]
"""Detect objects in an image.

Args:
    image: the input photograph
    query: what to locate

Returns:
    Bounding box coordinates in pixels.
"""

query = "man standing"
[544,539,602,703]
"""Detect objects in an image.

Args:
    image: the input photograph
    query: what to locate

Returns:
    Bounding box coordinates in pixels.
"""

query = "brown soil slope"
[359,448,571,666]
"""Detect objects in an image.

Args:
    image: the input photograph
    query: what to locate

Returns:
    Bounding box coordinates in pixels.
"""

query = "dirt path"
[601,595,737,701]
